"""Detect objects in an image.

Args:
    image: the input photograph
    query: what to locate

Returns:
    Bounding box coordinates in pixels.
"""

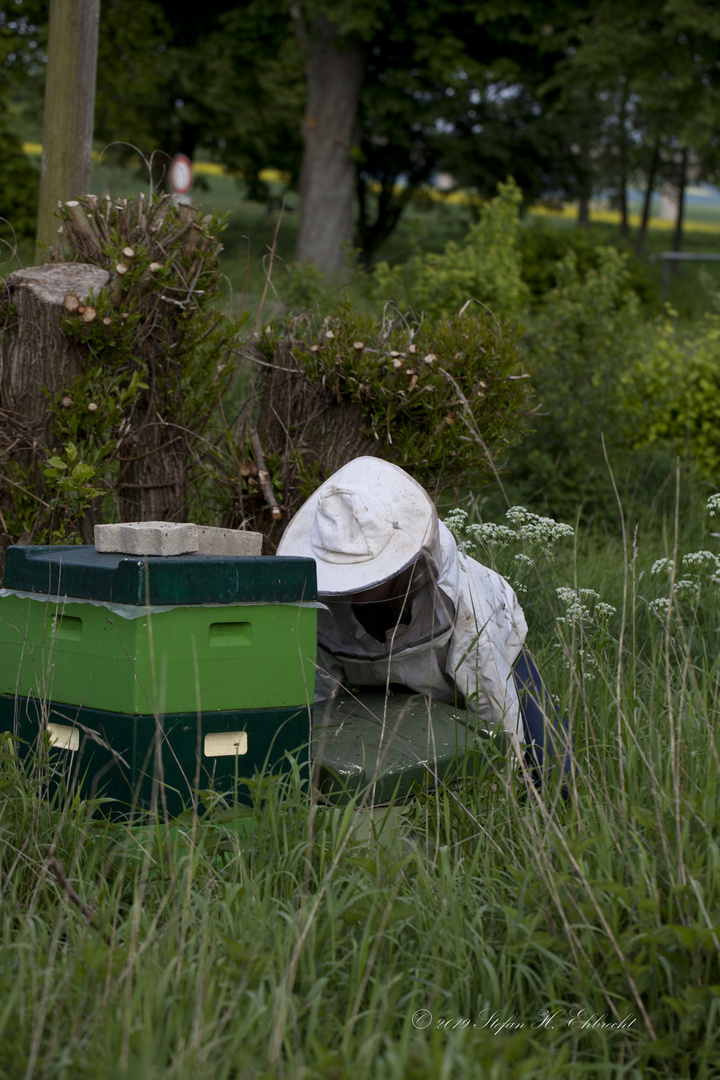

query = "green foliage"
[624,310,720,478]
[507,246,647,518]
[519,220,660,309]
[281,259,328,311]
[367,179,529,321]
[0,130,39,243]
[41,443,104,543]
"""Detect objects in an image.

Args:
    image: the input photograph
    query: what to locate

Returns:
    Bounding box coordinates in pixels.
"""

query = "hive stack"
[0,526,317,817]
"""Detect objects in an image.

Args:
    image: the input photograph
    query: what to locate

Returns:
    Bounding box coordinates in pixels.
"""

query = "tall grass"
[2,478,720,1078]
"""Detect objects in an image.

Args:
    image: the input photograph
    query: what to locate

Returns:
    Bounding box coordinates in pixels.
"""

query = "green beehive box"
[0,545,317,816]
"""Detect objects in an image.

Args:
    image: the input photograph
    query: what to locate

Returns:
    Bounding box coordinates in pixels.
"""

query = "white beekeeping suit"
[277,457,528,742]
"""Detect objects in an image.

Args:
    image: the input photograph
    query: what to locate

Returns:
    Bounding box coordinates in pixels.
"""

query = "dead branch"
[250,430,282,520]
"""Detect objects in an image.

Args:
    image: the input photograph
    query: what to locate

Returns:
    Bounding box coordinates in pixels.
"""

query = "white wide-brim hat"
[277,457,438,596]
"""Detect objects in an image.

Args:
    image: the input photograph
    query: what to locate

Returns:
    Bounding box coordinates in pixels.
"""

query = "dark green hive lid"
[3,546,317,606]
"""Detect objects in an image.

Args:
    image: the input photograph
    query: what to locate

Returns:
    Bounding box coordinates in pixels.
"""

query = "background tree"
[36,0,100,252]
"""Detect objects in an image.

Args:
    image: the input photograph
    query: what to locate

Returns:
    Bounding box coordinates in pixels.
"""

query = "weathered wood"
[118,419,188,524]
[0,264,110,433]
[64,200,102,257]
[109,263,128,305]
[256,337,379,544]
[36,0,101,255]
[250,431,282,520]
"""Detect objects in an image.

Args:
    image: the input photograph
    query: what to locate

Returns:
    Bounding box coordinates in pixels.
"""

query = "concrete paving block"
[94,521,199,557]
[195,526,263,557]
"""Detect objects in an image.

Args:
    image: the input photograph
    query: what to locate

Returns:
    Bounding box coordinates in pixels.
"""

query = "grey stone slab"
[195,526,262,557]
[94,521,199,557]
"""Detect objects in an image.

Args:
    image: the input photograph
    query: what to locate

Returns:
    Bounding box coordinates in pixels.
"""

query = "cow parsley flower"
[682,550,720,572]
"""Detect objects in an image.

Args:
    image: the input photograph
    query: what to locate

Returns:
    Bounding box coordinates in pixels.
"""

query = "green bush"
[506,246,646,518]
[366,179,529,321]
[624,310,720,479]
[519,220,660,309]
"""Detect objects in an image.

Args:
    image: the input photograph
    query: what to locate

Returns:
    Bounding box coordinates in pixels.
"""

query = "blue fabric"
[512,651,573,792]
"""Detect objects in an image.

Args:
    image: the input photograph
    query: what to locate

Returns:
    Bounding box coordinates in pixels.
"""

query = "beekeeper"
[277,456,569,778]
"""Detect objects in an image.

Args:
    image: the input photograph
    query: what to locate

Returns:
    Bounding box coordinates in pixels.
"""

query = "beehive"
[0,545,317,816]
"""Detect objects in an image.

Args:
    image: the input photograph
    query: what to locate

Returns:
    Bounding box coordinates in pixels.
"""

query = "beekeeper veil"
[277,457,440,595]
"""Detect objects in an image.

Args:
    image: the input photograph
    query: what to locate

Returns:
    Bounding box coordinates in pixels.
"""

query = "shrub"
[519,220,660,309]
[366,179,529,321]
[0,193,247,548]
[249,304,535,538]
[506,246,648,519]
[624,310,720,479]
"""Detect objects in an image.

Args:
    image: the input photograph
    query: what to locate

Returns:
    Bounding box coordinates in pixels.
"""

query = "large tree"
[201,0,575,274]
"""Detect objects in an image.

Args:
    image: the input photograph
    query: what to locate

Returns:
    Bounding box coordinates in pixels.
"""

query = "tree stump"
[256,337,379,545]
[1,263,109,439]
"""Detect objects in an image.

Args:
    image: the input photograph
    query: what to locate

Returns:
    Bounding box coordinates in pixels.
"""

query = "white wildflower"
[505,506,574,554]
[651,558,674,577]
[555,588,591,623]
[505,506,529,525]
[556,586,613,626]
[580,651,599,681]
[513,553,534,569]
[443,509,467,538]
[649,597,671,617]
[471,522,516,545]
[707,494,720,517]
[674,577,699,601]
[681,550,720,571]
[579,588,600,603]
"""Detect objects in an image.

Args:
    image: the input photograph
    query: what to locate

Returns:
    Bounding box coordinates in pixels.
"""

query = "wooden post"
[36,0,100,257]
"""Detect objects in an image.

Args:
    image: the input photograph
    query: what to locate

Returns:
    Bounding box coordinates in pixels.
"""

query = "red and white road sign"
[170,154,193,195]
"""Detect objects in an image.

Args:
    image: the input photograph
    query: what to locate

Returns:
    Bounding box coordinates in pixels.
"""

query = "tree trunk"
[672,146,688,262]
[1,264,109,436]
[636,137,660,259]
[36,0,101,256]
[256,337,379,546]
[118,407,189,523]
[577,194,590,228]
[294,14,365,276]
[618,87,630,242]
